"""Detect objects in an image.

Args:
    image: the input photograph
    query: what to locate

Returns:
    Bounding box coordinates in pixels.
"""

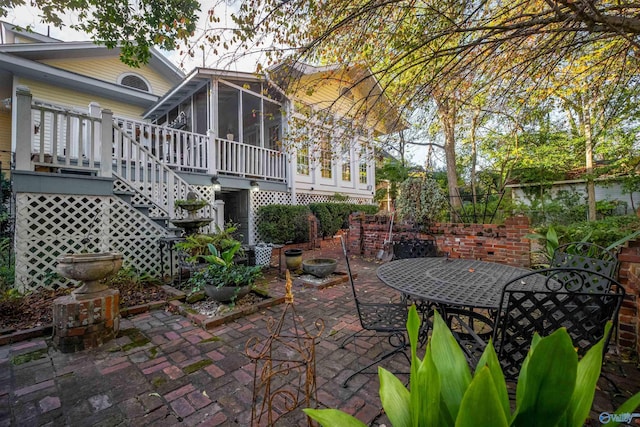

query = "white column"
[100,109,113,177]
[14,86,32,172]
[214,199,225,230]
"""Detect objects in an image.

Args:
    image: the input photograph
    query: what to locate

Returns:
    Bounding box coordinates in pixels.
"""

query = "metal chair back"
[551,242,619,286]
[338,235,410,386]
[392,235,438,259]
[494,268,625,379]
[340,235,408,333]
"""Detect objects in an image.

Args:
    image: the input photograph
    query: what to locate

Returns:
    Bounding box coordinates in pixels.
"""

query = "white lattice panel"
[14,193,170,292]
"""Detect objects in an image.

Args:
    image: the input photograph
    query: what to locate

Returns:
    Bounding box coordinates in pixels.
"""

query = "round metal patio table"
[377,258,532,310]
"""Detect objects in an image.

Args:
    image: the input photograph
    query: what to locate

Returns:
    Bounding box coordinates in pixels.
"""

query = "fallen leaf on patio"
[468,268,475,272]
[202,391,209,398]
[148,392,161,398]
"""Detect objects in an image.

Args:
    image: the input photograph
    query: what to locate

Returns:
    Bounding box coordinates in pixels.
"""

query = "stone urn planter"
[53,251,124,352]
[56,252,124,298]
[302,258,337,278]
[284,248,303,270]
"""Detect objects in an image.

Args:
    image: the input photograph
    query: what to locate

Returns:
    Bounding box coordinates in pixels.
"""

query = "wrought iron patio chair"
[338,235,410,387]
[392,235,439,260]
[448,268,625,380]
[551,242,619,288]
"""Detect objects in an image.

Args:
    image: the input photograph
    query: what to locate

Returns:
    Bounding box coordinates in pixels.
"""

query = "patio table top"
[377,257,532,310]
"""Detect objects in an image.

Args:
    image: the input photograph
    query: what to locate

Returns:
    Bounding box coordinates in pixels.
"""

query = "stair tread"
[132,204,154,208]
[113,190,136,196]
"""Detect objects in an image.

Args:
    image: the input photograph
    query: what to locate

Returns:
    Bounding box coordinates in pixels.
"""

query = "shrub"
[257,204,312,244]
[535,215,640,249]
[309,202,378,238]
[396,177,448,227]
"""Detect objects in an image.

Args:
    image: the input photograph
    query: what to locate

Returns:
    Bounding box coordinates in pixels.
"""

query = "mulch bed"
[0,281,172,333]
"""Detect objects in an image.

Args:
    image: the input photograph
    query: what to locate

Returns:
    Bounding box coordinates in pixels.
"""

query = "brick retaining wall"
[348,214,531,267]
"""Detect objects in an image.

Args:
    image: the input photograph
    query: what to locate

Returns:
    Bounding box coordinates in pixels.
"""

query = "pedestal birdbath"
[52,251,124,352]
[56,252,124,298]
[171,192,214,236]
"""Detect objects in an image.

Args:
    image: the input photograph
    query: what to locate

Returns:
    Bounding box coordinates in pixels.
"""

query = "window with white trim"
[320,134,332,179]
[341,141,351,181]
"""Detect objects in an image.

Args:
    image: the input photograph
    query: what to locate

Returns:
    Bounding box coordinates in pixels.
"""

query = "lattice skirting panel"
[14,193,170,292]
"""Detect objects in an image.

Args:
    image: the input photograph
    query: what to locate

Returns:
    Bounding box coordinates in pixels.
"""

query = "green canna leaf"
[303,408,367,427]
[455,366,509,427]
[413,343,442,427]
[430,311,472,422]
[515,332,542,415]
[475,339,510,423]
[379,366,411,427]
[512,328,577,427]
[562,322,611,427]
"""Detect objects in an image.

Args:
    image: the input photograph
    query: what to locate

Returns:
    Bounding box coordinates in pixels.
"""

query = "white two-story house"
[0,22,402,290]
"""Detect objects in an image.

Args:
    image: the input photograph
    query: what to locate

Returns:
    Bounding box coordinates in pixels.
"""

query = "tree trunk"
[584,108,597,221]
[436,97,462,220]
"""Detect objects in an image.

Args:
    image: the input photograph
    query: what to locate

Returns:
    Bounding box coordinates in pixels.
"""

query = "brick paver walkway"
[1,241,638,426]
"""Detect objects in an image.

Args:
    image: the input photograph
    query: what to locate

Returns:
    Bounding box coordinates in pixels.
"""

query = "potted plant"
[187,241,262,303]
[175,222,244,265]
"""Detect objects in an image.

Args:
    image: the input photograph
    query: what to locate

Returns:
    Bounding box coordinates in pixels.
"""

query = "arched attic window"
[118,73,151,92]
[340,87,354,100]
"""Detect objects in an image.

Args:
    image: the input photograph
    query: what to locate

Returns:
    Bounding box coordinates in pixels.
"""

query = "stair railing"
[111,121,216,229]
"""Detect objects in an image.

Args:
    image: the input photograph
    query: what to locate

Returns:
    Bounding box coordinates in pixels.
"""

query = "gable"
[277,64,404,135]
[40,56,175,96]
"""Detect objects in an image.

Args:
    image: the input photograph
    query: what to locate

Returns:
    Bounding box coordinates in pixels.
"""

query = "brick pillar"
[617,239,640,356]
[52,289,120,353]
[348,213,363,254]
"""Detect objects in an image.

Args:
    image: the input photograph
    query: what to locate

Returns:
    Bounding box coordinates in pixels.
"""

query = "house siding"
[40,56,174,95]
[295,72,389,135]
[0,109,10,172]
[17,78,147,118]
[510,180,640,214]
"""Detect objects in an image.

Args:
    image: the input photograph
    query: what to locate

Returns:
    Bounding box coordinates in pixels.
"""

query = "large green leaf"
[512,328,577,427]
[515,332,542,415]
[407,304,421,365]
[303,408,367,427]
[412,344,442,427]
[430,311,472,421]
[379,366,411,427]
[561,323,611,427]
[456,366,509,427]
[475,339,510,423]
[406,305,423,426]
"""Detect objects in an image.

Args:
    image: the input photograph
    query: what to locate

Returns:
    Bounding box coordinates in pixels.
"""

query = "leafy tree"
[2,0,200,66]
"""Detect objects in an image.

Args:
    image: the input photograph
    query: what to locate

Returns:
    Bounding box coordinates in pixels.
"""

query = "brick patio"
[0,240,638,426]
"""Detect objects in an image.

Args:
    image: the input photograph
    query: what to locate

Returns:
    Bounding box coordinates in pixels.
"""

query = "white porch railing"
[213,138,287,181]
[14,87,288,186]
